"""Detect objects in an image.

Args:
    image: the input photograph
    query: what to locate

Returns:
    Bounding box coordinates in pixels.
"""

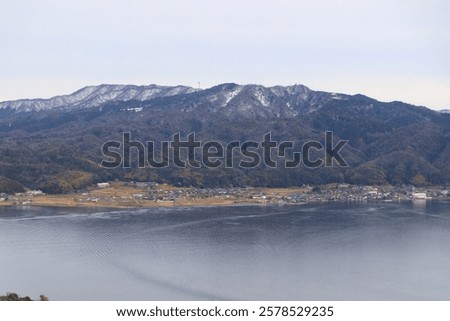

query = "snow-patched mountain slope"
[177,83,344,118]
[0,83,345,115]
[0,84,198,112]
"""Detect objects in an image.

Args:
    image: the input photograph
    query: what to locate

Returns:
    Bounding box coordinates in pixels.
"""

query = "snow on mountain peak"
[0,82,338,116]
[0,84,197,112]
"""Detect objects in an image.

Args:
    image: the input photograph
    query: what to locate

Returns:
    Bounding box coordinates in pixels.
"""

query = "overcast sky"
[0,0,448,110]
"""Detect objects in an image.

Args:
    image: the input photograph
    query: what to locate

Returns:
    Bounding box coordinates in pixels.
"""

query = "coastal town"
[1,181,448,208]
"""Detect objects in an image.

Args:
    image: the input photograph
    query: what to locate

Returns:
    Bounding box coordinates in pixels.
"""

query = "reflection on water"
[0,201,449,300]
[412,199,427,210]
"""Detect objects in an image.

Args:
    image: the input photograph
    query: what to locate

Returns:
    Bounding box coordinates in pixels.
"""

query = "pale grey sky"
[0,0,448,109]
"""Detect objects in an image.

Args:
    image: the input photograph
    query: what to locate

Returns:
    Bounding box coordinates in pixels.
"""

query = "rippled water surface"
[0,201,449,300]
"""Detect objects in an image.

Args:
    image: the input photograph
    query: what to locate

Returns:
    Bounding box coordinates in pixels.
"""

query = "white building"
[97,182,110,189]
[412,192,427,199]
[26,190,45,196]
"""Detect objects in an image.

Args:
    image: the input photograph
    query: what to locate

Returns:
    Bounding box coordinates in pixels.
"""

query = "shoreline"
[0,182,447,209]
[0,195,297,209]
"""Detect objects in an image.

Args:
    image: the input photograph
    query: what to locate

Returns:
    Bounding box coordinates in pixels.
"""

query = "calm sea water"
[0,201,449,300]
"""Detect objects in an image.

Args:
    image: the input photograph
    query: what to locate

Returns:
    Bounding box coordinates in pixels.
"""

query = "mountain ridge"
[1,83,443,117]
[0,84,198,112]
[0,82,433,115]
[0,82,448,193]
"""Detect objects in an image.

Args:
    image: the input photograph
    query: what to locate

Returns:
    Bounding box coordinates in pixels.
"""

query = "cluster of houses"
[1,182,448,206]
[280,185,446,203]
[120,182,448,205]
[0,190,45,205]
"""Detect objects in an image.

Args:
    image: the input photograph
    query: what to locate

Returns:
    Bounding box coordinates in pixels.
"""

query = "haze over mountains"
[0,83,448,193]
